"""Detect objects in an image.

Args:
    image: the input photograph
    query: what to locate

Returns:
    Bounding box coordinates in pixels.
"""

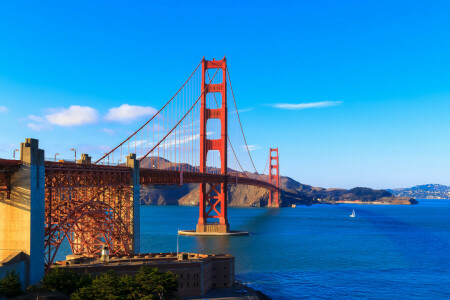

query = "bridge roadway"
[0,158,277,192]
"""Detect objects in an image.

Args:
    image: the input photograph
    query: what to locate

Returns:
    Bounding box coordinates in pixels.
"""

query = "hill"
[139,158,415,206]
[388,184,450,199]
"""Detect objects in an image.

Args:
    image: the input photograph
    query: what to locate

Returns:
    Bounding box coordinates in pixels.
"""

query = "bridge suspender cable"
[262,154,270,176]
[138,61,224,161]
[226,68,264,180]
[93,60,202,165]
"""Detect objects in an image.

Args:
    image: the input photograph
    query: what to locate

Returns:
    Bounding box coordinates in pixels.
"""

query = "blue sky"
[1,0,450,189]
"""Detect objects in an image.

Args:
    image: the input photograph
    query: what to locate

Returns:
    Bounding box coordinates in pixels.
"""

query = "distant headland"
[389,184,450,199]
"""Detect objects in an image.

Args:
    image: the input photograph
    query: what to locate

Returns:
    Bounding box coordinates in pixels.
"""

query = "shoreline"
[333,199,417,205]
[185,280,271,300]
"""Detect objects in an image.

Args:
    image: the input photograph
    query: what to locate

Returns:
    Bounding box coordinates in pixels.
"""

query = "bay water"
[59,199,450,299]
[141,200,450,299]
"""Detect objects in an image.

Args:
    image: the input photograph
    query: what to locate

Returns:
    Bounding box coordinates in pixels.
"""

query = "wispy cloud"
[272,101,342,110]
[45,105,99,126]
[102,128,116,135]
[28,115,46,122]
[0,106,8,113]
[105,104,157,123]
[242,144,260,151]
[27,115,51,131]
[238,107,253,113]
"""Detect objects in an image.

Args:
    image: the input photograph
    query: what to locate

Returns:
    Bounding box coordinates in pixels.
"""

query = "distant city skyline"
[1,1,450,189]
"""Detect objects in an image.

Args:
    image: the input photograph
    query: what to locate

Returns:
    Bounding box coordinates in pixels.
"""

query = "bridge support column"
[0,138,45,285]
[268,148,280,207]
[127,154,140,254]
[196,57,230,234]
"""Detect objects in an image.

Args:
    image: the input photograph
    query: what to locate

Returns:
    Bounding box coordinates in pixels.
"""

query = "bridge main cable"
[93,60,202,165]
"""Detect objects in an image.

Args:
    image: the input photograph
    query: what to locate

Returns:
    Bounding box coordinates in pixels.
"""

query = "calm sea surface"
[62,199,450,299]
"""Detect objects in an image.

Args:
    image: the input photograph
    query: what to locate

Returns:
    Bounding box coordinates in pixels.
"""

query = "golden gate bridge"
[0,57,280,276]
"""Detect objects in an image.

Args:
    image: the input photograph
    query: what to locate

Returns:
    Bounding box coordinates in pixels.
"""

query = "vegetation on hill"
[389,184,450,199]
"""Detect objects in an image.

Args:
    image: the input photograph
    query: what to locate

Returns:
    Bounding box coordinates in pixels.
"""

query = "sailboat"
[350,209,356,218]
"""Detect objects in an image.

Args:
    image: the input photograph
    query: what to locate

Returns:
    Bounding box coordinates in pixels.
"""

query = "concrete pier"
[178,230,249,236]
[0,138,45,285]
[127,153,140,254]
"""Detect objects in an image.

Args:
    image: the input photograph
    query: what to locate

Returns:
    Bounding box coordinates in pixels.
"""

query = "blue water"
[139,200,450,299]
[57,200,450,298]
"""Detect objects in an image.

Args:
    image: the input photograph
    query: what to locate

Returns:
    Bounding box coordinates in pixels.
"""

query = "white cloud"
[238,108,253,113]
[105,104,157,123]
[102,128,115,135]
[272,101,342,110]
[243,144,260,151]
[0,106,8,113]
[45,105,99,126]
[28,115,46,122]
[27,123,39,131]
[27,115,51,131]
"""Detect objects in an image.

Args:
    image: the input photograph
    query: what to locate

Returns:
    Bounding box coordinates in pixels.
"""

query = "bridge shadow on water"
[190,207,281,256]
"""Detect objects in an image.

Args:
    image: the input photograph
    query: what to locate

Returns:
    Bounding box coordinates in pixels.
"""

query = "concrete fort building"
[54,252,235,298]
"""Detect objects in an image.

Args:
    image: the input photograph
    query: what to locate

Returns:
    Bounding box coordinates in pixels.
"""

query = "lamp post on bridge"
[54,153,59,162]
[13,149,18,159]
[70,148,77,162]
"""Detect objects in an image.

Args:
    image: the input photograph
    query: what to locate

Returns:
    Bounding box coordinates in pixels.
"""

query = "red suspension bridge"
[0,57,280,272]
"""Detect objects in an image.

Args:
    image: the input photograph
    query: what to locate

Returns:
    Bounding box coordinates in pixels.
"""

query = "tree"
[0,270,21,298]
[41,268,92,295]
[134,267,178,300]
[50,266,178,299]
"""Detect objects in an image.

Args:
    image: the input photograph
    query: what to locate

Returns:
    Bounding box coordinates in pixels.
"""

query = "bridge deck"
[0,160,278,191]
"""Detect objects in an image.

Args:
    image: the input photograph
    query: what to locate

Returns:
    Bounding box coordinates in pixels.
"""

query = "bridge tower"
[268,148,280,207]
[196,57,230,233]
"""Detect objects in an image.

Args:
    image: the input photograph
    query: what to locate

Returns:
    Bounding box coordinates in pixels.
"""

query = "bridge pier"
[0,138,45,285]
[127,154,140,254]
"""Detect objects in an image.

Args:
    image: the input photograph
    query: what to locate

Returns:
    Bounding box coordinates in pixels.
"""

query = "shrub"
[71,271,131,300]
[71,267,178,300]
[0,270,21,298]
[41,268,92,295]
[135,267,178,299]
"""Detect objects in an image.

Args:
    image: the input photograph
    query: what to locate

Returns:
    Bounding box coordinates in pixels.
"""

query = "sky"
[1,0,450,189]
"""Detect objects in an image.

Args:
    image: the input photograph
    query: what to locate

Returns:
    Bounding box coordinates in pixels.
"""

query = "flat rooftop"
[53,252,234,268]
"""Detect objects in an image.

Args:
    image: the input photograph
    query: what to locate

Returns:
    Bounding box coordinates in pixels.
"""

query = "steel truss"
[44,162,133,271]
